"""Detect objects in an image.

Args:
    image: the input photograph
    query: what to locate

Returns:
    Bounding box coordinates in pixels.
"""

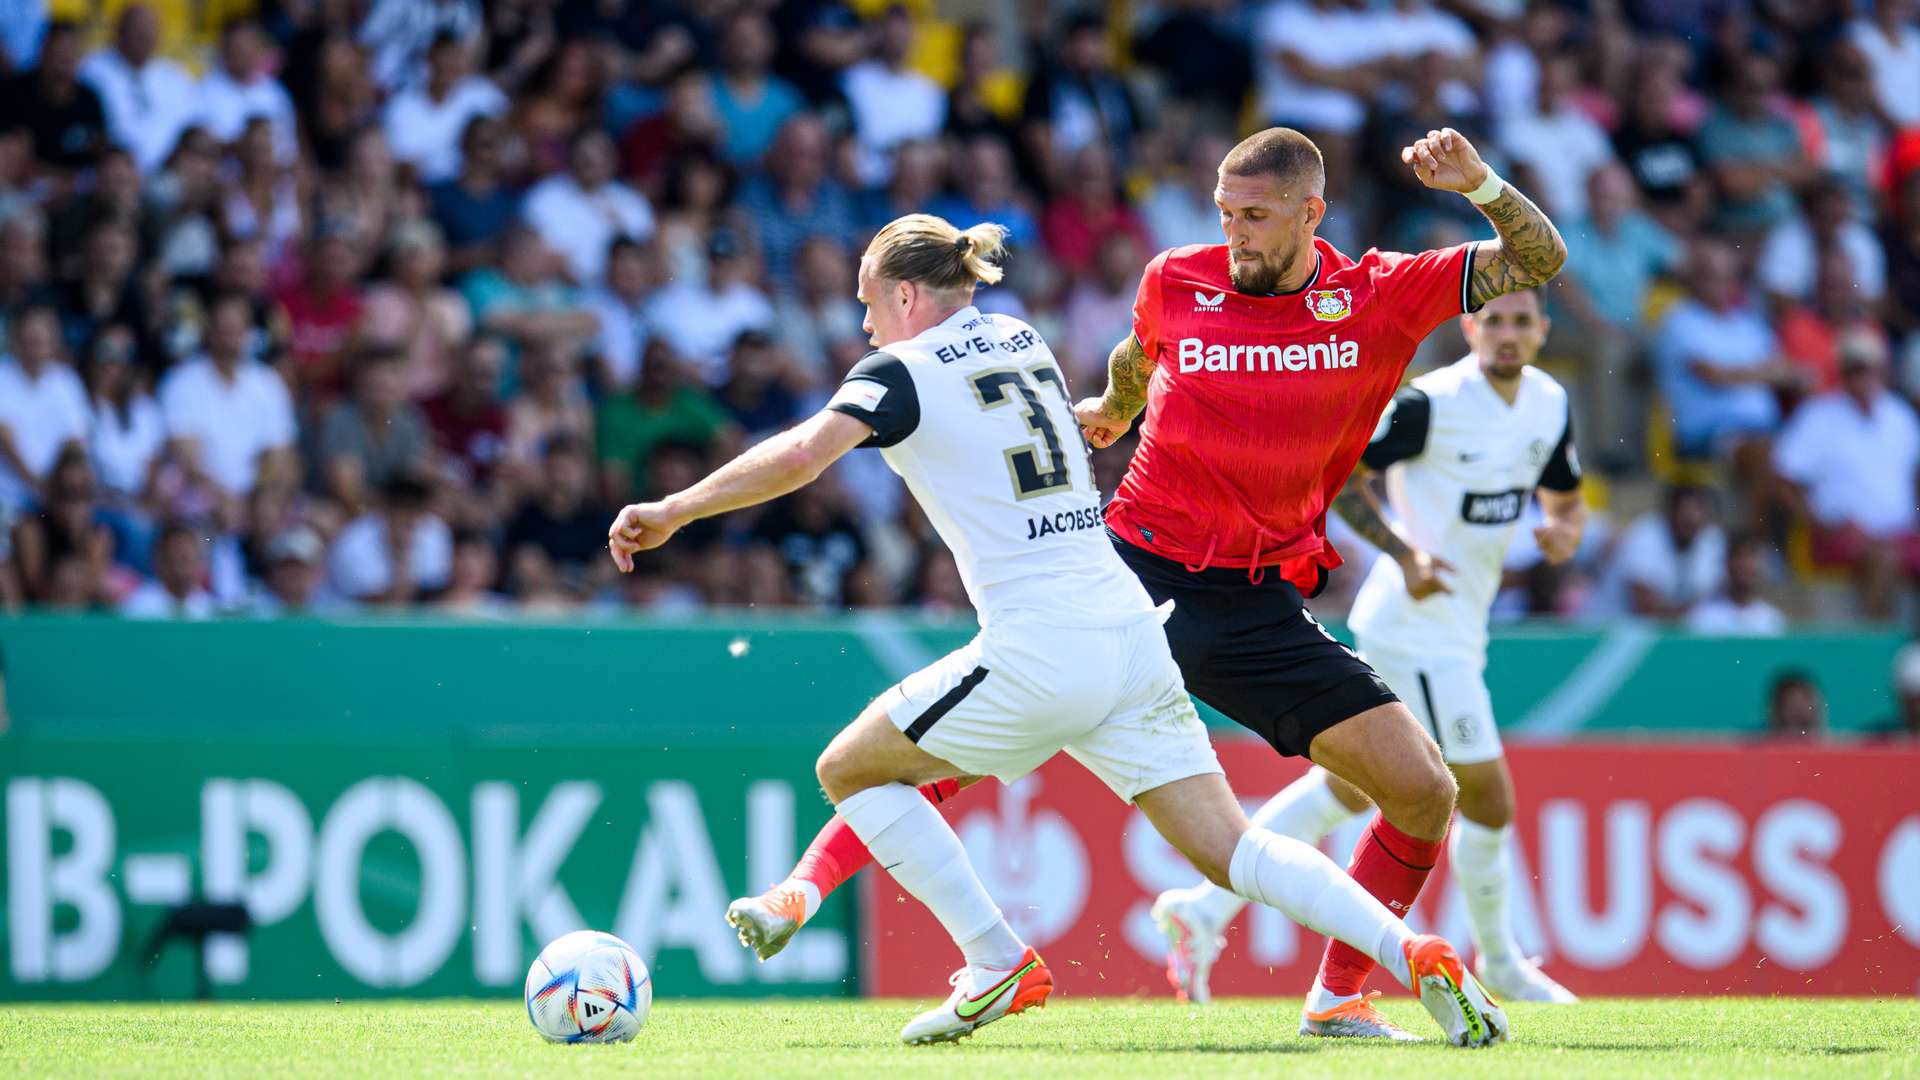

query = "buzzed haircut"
[1220,127,1325,196]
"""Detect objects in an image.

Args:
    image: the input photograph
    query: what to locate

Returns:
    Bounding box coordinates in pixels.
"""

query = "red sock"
[790,779,962,898]
[1315,815,1444,996]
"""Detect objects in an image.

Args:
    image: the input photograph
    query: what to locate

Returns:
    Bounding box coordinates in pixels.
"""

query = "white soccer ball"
[525,930,652,1043]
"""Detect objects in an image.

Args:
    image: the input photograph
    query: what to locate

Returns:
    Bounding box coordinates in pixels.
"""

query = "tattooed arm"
[1073,333,1156,449]
[1331,466,1454,599]
[1400,127,1567,309]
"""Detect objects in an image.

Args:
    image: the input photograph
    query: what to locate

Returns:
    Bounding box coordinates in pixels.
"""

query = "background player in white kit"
[1152,288,1586,1006]
[608,214,1506,1048]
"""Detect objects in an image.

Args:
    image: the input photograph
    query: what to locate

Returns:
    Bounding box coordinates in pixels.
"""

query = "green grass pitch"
[3,997,1917,1079]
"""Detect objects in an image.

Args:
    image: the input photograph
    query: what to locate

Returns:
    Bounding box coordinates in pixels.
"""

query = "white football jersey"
[1347,355,1581,664]
[827,306,1157,628]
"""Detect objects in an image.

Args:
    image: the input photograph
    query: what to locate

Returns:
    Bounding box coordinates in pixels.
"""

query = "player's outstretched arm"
[1074,333,1156,448]
[1332,467,1453,598]
[1401,128,1567,310]
[608,409,872,571]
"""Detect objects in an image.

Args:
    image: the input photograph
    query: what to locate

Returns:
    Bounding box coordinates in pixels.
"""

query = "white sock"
[1450,816,1520,966]
[1227,827,1413,989]
[835,783,1026,970]
[1187,769,1364,927]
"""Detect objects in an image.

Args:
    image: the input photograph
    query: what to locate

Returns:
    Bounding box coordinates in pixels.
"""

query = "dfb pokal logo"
[956,776,1089,947]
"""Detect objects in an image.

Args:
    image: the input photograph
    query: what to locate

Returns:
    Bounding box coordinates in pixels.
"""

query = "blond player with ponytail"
[608,213,1505,1051]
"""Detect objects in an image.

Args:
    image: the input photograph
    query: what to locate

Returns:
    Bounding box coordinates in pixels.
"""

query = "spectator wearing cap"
[709,10,805,166]
[361,221,472,401]
[843,6,946,186]
[931,136,1039,253]
[595,342,735,506]
[1696,51,1811,239]
[1686,532,1787,636]
[1876,642,1920,741]
[78,4,199,175]
[458,224,600,369]
[1846,0,1920,129]
[0,302,90,513]
[358,0,482,94]
[328,475,452,605]
[120,518,214,619]
[504,433,611,592]
[1773,333,1920,621]
[736,114,855,288]
[522,128,655,287]
[1593,484,1727,619]
[644,228,775,386]
[157,291,296,504]
[1763,670,1827,741]
[382,33,507,187]
[424,334,509,494]
[2,21,106,179]
[1758,180,1886,309]
[197,18,299,165]
[84,324,163,510]
[585,238,657,393]
[1653,239,1800,465]
[427,116,522,276]
[317,347,431,517]
[247,525,335,617]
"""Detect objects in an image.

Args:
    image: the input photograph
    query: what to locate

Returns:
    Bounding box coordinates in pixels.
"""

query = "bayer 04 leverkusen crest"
[1305,288,1353,321]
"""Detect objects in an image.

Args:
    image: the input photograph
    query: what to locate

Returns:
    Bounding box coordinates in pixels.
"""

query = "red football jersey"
[1107,237,1477,591]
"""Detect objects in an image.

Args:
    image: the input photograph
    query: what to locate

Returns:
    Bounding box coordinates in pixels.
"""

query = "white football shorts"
[877,606,1223,802]
[1359,643,1503,765]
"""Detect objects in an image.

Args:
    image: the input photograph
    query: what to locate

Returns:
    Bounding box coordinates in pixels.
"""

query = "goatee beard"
[1228,255,1286,295]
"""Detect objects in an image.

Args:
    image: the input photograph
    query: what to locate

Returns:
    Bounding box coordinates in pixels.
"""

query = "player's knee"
[815,746,856,803]
[1455,766,1514,828]
[1389,755,1457,836]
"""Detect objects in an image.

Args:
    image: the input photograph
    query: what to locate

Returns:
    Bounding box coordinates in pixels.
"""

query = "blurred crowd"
[0,0,1916,626]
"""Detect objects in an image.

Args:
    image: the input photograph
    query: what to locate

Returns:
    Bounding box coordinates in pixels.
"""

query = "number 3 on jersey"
[970,364,1082,500]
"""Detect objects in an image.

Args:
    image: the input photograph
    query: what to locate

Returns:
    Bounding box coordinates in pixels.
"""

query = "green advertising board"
[0,614,1905,1002]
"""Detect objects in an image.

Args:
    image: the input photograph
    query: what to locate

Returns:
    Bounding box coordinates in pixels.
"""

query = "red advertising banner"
[861,741,1920,998]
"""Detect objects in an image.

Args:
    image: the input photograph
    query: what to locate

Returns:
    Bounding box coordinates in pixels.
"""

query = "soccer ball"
[525,930,652,1043]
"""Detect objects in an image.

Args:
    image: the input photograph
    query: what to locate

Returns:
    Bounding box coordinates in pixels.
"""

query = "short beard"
[1227,252,1288,295]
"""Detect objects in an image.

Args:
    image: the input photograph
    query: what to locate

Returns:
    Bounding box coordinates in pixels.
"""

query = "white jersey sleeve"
[858,307,1157,629]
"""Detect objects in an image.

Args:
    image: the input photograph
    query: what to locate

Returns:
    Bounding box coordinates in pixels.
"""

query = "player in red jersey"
[1070,126,1566,1038]
[725,126,1560,1043]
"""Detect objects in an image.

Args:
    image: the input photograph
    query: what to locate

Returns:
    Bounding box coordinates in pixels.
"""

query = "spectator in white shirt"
[1687,532,1788,636]
[83,324,164,507]
[841,6,946,187]
[78,4,202,174]
[644,228,775,386]
[197,18,298,164]
[1499,51,1615,220]
[120,518,216,619]
[382,33,507,185]
[522,128,656,286]
[1848,0,1920,128]
[157,292,296,507]
[1593,484,1727,619]
[1757,179,1887,305]
[0,302,90,512]
[1774,334,1920,620]
[328,474,453,605]
[1141,131,1234,253]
